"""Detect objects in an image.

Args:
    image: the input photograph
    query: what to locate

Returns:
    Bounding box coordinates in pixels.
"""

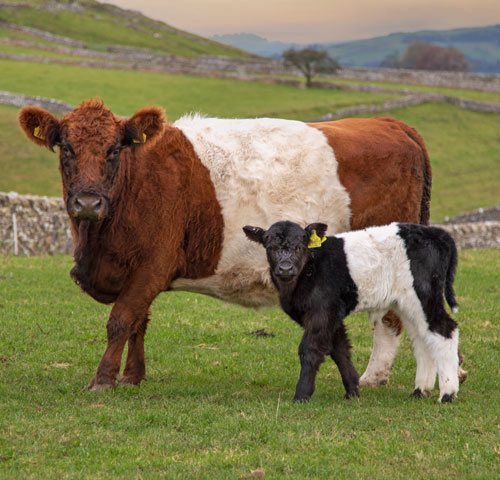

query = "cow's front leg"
[118,316,150,386]
[86,269,162,391]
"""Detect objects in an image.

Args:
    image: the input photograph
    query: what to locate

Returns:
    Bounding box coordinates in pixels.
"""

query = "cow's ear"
[243,225,266,244]
[122,106,165,146]
[18,106,60,151]
[305,223,328,240]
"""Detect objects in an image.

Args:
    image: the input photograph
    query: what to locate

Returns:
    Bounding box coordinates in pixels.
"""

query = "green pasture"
[0,59,398,119]
[0,249,499,479]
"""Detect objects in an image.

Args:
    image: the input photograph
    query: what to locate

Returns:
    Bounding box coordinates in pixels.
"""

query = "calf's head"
[243,221,328,284]
[18,99,165,222]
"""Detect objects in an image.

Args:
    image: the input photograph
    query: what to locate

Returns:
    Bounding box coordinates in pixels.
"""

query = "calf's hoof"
[412,388,431,399]
[439,393,456,403]
[84,375,115,392]
[293,395,311,403]
[458,367,468,384]
[345,389,360,400]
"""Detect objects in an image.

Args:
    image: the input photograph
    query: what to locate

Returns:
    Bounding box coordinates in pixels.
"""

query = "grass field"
[0,250,499,479]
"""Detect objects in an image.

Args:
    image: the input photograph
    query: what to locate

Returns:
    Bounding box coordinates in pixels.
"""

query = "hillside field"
[0,249,499,479]
[1,58,499,221]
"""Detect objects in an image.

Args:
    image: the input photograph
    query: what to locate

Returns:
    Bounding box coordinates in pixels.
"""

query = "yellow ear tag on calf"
[33,126,45,140]
[308,230,327,249]
[133,133,147,144]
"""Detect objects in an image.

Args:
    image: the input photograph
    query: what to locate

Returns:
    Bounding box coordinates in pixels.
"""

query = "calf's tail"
[445,234,459,313]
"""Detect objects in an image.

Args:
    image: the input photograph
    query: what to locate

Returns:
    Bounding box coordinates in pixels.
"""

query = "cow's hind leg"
[329,322,360,399]
[360,311,402,387]
[118,315,150,386]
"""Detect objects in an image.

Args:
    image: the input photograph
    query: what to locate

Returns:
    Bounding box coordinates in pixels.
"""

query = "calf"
[243,221,460,403]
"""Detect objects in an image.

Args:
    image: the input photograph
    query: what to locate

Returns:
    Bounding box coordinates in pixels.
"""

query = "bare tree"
[398,41,470,71]
[283,48,340,87]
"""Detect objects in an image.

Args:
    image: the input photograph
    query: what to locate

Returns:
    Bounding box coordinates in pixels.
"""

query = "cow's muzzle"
[68,192,109,222]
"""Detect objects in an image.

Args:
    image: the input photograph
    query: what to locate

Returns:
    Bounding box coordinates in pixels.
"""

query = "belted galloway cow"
[19,99,460,391]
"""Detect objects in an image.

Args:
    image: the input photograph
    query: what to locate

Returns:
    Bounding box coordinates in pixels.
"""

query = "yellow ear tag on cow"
[33,126,45,140]
[133,133,147,144]
[308,230,327,249]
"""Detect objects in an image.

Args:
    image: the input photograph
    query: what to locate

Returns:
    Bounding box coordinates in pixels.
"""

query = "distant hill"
[324,25,500,73]
[0,0,254,58]
[212,33,300,58]
[214,25,500,73]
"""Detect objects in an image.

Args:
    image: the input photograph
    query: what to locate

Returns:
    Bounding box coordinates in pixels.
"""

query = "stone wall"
[0,192,72,256]
[0,192,498,256]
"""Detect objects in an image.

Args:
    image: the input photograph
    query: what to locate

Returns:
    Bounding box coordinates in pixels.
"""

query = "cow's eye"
[60,145,71,155]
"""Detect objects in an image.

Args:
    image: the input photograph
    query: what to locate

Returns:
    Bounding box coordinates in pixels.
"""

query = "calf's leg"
[294,333,326,402]
[412,336,436,398]
[424,327,460,403]
[329,322,360,399]
[360,311,401,387]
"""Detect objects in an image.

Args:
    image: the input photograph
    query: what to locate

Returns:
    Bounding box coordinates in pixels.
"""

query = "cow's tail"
[444,232,459,313]
[401,125,432,226]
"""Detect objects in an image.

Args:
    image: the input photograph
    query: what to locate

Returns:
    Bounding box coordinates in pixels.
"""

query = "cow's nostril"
[74,197,83,212]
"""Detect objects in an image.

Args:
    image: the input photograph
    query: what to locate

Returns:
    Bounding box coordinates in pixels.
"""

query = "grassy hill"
[324,25,500,73]
[0,0,254,58]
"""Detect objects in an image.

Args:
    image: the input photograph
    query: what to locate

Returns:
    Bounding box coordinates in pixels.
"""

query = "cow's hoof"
[458,367,468,384]
[439,393,456,403]
[117,375,145,386]
[84,376,115,392]
[359,375,389,387]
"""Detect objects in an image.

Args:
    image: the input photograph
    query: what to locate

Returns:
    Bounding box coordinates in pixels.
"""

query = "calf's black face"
[243,221,328,284]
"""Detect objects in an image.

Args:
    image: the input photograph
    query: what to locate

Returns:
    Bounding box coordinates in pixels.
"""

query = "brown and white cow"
[19,99,443,391]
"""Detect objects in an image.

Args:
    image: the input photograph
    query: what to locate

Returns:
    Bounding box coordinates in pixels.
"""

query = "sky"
[102,0,500,44]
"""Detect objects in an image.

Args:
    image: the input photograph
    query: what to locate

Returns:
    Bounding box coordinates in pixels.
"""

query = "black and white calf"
[243,221,460,403]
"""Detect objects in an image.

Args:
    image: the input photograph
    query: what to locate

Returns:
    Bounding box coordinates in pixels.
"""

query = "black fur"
[244,221,359,401]
[397,223,458,338]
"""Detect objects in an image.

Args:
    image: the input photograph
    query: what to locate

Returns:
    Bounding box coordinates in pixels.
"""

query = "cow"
[243,220,460,403]
[19,98,441,391]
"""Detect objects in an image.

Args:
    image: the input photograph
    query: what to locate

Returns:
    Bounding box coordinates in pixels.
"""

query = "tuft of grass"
[0,249,499,478]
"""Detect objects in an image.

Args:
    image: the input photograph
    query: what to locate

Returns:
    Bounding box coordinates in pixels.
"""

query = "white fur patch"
[339,223,411,313]
[170,115,351,306]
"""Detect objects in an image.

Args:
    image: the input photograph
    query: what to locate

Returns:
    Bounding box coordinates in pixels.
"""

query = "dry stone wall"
[0,192,498,256]
[0,192,72,256]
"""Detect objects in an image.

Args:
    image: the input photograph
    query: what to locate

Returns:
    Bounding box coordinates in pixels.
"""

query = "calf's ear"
[122,106,166,146]
[243,225,266,244]
[305,223,328,240]
[18,106,60,151]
